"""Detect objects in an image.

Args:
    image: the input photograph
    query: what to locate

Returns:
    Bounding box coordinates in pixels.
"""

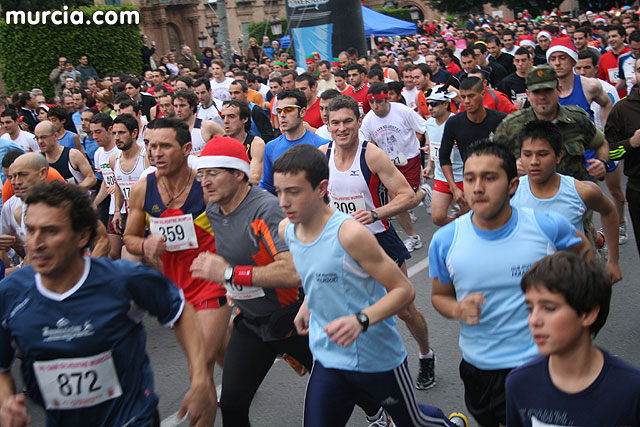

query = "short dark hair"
[629,29,640,43]
[606,25,626,38]
[222,99,252,132]
[574,27,590,38]
[89,112,113,130]
[194,78,211,92]
[47,106,68,122]
[514,47,532,58]
[517,120,563,156]
[460,76,484,92]
[327,95,359,121]
[577,49,599,67]
[2,149,23,169]
[174,89,198,112]
[282,69,298,80]
[176,75,194,88]
[415,63,433,78]
[18,91,33,108]
[273,144,329,203]
[152,117,191,147]
[461,48,476,58]
[25,181,98,252]
[277,89,307,108]
[367,67,384,81]
[486,35,502,46]
[466,138,517,182]
[72,89,87,100]
[319,89,340,101]
[334,70,348,80]
[440,48,454,58]
[295,73,316,88]
[125,78,141,89]
[1,109,18,121]
[117,99,142,114]
[346,64,367,75]
[368,82,389,96]
[521,252,611,337]
[473,42,488,54]
[231,80,249,92]
[113,113,139,135]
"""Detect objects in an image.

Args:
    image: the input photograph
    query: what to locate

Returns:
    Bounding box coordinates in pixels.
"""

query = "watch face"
[357,313,368,324]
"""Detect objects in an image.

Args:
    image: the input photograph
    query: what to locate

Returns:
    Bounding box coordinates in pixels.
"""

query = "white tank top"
[114,147,147,212]
[190,118,206,156]
[327,141,387,235]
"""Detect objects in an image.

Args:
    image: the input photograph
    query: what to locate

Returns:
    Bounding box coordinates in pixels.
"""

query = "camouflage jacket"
[493,104,605,181]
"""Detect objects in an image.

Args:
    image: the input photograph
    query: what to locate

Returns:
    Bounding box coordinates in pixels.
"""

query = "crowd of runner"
[0,5,640,427]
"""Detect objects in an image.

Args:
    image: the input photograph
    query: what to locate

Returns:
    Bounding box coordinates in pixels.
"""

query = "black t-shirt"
[497,72,528,104]
[439,108,507,167]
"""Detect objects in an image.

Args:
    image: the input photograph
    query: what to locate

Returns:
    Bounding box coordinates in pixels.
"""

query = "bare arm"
[587,77,612,126]
[70,149,97,189]
[249,136,265,185]
[577,180,622,283]
[90,220,111,258]
[202,120,224,142]
[431,276,486,325]
[124,177,162,256]
[73,134,85,154]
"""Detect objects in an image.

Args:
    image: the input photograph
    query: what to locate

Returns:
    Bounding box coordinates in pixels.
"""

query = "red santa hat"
[197,136,250,177]
[518,34,536,48]
[594,16,607,24]
[546,37,578,63]
[536,30,553,42]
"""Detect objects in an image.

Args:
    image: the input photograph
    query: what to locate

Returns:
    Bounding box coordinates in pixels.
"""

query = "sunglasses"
[426,102,444,108]
[276,105,302,114]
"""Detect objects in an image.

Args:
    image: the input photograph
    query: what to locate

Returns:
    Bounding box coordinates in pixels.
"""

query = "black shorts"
[108,213,128,235]
[459,359,512,427]
[375,225,411,267]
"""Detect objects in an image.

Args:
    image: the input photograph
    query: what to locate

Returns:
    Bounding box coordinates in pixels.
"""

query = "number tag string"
[161,170,192,207]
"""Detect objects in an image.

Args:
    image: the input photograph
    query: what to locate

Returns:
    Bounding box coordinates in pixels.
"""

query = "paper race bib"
[102,170,116,188]
[223,282,265,300]
[33,350,122,410]
[117,180,135,202]
[390,152,408,166]
[430,140,441,162]
[329,193,366,214]
[608,67,619,83]
[149,214,199,252]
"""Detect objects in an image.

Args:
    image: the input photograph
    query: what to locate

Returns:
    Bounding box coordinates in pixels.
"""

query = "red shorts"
[193,296,228,312]
[433,179,463,195]
[396,155,421,191]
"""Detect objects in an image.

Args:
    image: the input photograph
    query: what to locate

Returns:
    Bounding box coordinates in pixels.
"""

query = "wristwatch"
[355,312,369,332]
[224,266,234,285]
[370,210,379,222]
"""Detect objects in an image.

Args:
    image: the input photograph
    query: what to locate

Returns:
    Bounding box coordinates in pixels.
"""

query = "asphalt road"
[16,182,640,427]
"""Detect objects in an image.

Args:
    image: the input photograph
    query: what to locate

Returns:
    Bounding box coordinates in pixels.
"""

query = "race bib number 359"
[33,351,122,410]
[149,214,199,252]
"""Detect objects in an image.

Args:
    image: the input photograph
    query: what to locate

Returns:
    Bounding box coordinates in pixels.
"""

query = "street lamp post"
[270,18,282,36]
[409,6,420,22]
[198,31,208,50]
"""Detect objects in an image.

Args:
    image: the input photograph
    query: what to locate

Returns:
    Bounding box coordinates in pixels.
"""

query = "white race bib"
[33,350,122,410]
[148,214,199,252]
[608,67,619,83]
[117,180,135,202]
[102,170,116,188]
[429,140,441,162]
[329,193,366,214]
[390,152,408,166]
[223,282,266,300]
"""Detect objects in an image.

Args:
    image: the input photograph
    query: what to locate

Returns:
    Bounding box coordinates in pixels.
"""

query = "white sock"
[419,349,434,359]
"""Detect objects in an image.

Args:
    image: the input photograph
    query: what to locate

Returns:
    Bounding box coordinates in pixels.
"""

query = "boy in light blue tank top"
[273,144,469,427]
[512,120,622,284]
[429,139,590,427]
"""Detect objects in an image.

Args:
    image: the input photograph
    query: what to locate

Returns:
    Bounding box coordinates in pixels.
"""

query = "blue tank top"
[57,130,77,149]
[559,74,594,121]
[285,211,406,372]
[511,174,586,233]
[248,102,261,138]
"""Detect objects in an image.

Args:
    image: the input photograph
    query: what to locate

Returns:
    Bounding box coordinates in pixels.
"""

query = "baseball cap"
[525,65,559,91]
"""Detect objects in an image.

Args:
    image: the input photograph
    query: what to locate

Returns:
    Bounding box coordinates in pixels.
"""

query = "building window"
[105,0,122,5]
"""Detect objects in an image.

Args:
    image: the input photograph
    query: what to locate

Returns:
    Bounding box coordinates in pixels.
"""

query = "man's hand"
[606,261,623,285]
[177,380,216,427]
[142,235,166,257]
[586,158,606,180]
[0,235,17,252]
[324,315,363,347]
[111,212,123,235]
[455,292,485,325]
[629,129,640,148]
[294,302,310,335]
[190,252,229,283]
[451,186,468,208]
[106,185,116,195]
[0,394,30,427]
[351,209,375,225]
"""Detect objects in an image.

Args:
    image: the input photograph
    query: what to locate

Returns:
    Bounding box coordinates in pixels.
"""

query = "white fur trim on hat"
[196,155,250,176]
[520,39,536,48]
[537,31,552,41]
[546,39,578,63]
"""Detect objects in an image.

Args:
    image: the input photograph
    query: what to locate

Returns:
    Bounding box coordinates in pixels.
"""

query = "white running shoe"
[420,183,432,215]
[619,222,628,245]
[403,235,423,252]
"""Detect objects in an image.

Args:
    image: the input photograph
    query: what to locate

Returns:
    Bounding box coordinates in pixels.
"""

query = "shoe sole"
[415,380,436,390]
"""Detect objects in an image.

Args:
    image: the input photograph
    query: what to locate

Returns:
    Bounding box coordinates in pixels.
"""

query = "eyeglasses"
[426,102,444,108]
[195,170,227,182]
[276,105,302,114]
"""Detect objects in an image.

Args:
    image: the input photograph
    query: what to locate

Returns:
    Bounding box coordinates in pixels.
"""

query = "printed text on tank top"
[114,147,146,209]
[189,118,206,156]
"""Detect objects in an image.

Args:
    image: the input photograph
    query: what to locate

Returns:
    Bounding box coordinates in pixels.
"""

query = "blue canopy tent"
[279,6,416,50]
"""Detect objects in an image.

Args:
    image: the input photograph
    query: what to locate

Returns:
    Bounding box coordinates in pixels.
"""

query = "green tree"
[0,0,93,11]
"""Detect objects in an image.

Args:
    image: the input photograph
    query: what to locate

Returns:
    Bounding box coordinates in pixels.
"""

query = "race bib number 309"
[33,351,122,410]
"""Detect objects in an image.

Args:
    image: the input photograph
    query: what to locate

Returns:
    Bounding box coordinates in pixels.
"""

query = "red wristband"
[233,266,253,287]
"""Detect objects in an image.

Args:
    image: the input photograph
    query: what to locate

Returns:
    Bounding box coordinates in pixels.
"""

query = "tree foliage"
[0,0,93,12]
[0,4,142,98]
[375,8,412,22]
[428,0,566,17]
[248,18,288,45]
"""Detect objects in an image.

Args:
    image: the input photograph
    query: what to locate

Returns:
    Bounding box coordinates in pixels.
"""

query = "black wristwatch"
[370,210,379,222]
[355,312,369,332]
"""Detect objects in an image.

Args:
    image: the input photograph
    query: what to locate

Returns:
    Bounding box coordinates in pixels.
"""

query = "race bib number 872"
[33,350,122,410]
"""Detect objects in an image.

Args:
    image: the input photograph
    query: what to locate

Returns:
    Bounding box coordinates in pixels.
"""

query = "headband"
[367,93,389,101]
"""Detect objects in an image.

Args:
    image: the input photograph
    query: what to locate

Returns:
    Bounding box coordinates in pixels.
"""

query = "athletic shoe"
[415,355,436,390]
[409,209,417,223]
[420,182,432,214]
[403,235,423,252]
[596,229,608,261]
[619,222,628,245]
[366,407,394,427]
[448,204,461,219]
[448,412,469,427]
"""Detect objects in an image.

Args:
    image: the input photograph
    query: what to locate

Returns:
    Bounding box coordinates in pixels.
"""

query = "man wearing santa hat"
[535,30,553,60]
